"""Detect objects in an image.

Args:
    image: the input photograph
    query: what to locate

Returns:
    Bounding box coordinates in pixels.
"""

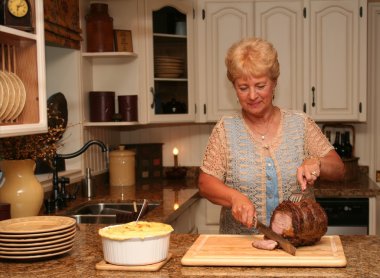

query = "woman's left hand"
[297,157,321,190]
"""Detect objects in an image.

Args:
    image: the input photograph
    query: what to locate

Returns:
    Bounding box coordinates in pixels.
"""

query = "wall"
[45,45,123,175]
[120,124,214,167]
[120,119,376,182]
[44,1,380,185]
[44,45,379,184]
[45,46,83,172]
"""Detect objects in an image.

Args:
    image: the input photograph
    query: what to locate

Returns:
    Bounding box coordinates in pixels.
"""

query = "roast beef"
[252,199,328,250]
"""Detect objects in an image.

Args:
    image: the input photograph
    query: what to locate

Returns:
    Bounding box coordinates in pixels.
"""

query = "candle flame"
[173,147,179,155]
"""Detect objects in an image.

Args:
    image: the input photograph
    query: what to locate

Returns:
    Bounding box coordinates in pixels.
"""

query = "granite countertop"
[0,173,379,277]
[50,171,379,223]
[0,225,379,277]
[66,170,380,206]
[314,173,380,198]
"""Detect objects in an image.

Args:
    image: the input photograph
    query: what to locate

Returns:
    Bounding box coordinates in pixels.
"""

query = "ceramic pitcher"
[0,159,44,218]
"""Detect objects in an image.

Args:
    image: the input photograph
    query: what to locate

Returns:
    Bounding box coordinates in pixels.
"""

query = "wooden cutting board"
[95,253,172,272]
[181,235,346,267]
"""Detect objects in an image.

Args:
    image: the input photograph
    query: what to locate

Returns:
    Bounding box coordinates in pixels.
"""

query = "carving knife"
[255,220,297,256]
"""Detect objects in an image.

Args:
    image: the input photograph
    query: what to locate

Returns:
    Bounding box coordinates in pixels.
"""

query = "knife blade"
[255,220,296,256]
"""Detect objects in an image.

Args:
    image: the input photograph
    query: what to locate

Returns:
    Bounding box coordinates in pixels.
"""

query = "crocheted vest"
[220,111,306,234]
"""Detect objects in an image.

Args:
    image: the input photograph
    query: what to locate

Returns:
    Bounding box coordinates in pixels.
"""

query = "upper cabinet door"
[255,0,304,111]
[145,0,195,123]
[196,1,254,122]
[307,0,367,122]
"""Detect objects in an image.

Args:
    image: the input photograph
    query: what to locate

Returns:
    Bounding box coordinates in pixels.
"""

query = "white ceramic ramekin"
[100,231,171,265]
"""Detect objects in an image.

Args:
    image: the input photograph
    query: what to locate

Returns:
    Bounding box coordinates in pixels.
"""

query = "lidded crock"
[85,3,114,52]
[109,146,135,186]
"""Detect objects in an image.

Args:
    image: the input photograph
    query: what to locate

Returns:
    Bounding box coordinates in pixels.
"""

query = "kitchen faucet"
[45,139,108,213]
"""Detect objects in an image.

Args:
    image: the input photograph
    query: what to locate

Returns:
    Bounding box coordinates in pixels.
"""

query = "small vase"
[0,159,44,218]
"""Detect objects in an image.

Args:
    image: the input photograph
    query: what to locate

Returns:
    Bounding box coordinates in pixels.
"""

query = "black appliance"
[316,197,369,235]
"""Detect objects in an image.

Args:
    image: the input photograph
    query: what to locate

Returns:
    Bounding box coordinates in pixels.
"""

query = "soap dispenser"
[83,168,95,198]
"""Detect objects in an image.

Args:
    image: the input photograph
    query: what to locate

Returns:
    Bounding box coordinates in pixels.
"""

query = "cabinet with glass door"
[145,0,195,123]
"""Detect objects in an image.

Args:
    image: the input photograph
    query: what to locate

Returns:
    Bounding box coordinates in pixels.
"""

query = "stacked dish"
[0,70,26,123]
[154,56,185,78]
[0,216,76,260]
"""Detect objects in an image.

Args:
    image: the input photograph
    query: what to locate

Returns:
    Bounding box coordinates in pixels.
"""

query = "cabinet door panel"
[146,0,195,123]
[255,0,304,111]
[202,2,254,122]
[309,0,366,121]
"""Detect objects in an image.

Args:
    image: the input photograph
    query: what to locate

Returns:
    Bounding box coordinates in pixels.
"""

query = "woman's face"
[234,75,275,117]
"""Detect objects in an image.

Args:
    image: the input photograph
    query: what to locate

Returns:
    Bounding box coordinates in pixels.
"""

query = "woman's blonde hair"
[225,37,280,83]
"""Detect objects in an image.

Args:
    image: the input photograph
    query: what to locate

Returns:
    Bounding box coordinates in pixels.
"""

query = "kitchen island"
[0,173,379,277]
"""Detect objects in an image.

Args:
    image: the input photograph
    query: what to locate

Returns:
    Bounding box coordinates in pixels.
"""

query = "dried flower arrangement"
[0,93,67,166]
[0,109,66,162]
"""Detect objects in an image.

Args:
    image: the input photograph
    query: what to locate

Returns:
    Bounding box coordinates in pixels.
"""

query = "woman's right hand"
[198,172,257,228]
[231,192,257,228]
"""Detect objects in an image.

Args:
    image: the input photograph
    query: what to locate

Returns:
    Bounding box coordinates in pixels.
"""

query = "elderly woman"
[198,37,345,234]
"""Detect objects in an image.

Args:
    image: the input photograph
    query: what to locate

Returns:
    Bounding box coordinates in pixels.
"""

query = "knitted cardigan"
[200,109,333,234]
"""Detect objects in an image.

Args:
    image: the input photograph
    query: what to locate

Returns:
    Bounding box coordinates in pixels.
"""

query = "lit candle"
[173,147,179,167]
[173,189,179,210]
[173,203,179,210]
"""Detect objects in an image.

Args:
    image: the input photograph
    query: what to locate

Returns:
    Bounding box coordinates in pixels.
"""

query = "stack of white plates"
[0,216,76,260]
[0,70,26,123]
[154,56,185,78]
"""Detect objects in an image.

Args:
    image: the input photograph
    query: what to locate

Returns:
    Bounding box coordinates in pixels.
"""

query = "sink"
[66,201,160,224]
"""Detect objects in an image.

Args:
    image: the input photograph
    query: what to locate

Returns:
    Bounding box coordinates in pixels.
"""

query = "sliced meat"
[269,199,328,247]
[252,239,278,250]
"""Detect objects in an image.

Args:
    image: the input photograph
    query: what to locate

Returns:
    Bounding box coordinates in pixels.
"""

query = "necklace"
[253,110,275,141]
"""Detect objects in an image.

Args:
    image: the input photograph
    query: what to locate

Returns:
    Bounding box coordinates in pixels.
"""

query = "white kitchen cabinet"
[305,0,367,121]
[143,0,196,123]
[255,0,304,111]
[0,0,47,137]
[194,198,221,234]
[196,0,304,122]
[196,1,254,122]
[196,0,367,123]
[368,2,380,236]
[169,197,221,234]
[168,198,199,233]
[169,203,197,233]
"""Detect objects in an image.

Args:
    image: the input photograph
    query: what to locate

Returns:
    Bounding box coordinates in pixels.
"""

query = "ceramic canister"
[109,146,135,186]
[89,91,115,122]
[118,95,138,122]
[85,3,114,52]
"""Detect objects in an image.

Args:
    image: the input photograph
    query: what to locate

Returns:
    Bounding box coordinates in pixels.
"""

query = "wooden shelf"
[82,52,137,57]
[153,33,186,39]
[154,78,188,82]
[83,121,139,127]
[0,26,37,41]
